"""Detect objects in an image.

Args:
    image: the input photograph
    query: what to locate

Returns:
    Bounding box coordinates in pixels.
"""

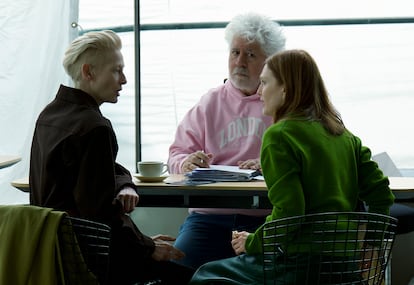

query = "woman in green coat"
[189,49,394,284]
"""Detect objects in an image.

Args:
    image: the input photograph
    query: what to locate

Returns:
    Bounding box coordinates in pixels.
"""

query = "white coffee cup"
[137,161,168,177]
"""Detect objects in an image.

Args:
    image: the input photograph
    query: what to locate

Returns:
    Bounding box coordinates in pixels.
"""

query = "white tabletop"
[0,155,21,169]
[11,177,30,192]
[388,177,414,200]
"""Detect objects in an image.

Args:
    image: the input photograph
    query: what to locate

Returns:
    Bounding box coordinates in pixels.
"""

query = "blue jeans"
[173,212,266,269]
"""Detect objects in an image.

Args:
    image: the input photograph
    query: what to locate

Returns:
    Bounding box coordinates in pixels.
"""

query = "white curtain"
[0,0,79,204]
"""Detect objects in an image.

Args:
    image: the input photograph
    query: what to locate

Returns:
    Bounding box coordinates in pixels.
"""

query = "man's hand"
[181,151,213,173]
[116,187,139,213]
[237,159,261,170]
[151,234,185,261]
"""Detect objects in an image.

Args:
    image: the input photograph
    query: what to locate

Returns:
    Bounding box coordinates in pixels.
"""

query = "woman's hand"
[231,230,250,255]
[181,151,213,173]
[116,187,139,213]
[237,159,261,170]
[151,234,186,261]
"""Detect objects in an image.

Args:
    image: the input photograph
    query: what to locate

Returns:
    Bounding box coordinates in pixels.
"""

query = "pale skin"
[180,152,261,173]
[77,49,127,105]
[77,48,186,261]
[231,64,286,256]
[231,230,250,255]
[151,235,186,261]
[257,63,286,117]
[180,37,267,173]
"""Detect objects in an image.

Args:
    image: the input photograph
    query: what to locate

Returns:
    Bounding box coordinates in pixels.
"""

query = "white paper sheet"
[194,165,265,180]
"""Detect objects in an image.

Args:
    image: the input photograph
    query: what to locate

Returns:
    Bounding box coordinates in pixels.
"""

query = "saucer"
[133,174,168,183]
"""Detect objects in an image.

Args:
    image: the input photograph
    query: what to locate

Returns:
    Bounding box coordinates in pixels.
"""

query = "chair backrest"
[262,212,398,285]
[58,216,111,285]
[372,152,402,177]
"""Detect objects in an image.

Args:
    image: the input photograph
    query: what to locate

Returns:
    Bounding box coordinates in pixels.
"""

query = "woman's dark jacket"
[29,85,155,277]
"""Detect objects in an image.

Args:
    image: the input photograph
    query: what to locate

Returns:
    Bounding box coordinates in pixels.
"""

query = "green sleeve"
[246,130,305,254]
[354,137,394,215]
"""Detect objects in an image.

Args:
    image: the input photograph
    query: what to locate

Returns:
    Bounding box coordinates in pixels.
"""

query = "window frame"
[131,0,414,167]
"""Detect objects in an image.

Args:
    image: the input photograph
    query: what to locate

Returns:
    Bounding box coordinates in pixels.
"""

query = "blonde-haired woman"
[30,30,194,285]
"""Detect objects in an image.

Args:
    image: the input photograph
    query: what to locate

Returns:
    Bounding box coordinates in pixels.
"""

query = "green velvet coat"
[246,117,395,254]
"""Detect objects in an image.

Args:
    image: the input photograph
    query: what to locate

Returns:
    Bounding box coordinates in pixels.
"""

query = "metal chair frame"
[262,212,398,285]
[58,216,111,285]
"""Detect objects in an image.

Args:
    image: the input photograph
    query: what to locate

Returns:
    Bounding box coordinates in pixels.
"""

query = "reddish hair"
[265,49,345,135]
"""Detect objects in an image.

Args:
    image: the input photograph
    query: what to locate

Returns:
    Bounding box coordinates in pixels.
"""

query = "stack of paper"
[185,165,263,182]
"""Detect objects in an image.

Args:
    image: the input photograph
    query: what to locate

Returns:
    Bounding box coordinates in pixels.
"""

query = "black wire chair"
[58,216,111,285]
[58,216,162,285]
[262,212,398,285]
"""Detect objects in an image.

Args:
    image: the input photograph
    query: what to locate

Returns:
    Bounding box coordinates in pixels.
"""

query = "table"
[134,175,271,209]
[133,175,414,208]
[387,177,414,200]
[11,175,414,205]
[11,177,30,192]
[0,155,21,169]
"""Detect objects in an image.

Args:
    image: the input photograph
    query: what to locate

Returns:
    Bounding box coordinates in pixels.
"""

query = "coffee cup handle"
[162,164,169,175]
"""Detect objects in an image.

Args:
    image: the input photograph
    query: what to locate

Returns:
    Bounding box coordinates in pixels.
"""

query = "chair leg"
[384,254,392,285]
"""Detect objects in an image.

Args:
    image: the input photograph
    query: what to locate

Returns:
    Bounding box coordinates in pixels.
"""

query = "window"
[79,0,414,172]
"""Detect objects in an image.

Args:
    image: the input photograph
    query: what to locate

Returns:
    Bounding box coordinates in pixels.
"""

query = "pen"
[200,150,204,164]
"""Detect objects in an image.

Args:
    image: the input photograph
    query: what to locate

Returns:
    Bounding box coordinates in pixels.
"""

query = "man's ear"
[81,63,93,80]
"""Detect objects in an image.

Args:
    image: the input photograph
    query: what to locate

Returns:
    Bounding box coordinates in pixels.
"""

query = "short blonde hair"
[63,30,122,83]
